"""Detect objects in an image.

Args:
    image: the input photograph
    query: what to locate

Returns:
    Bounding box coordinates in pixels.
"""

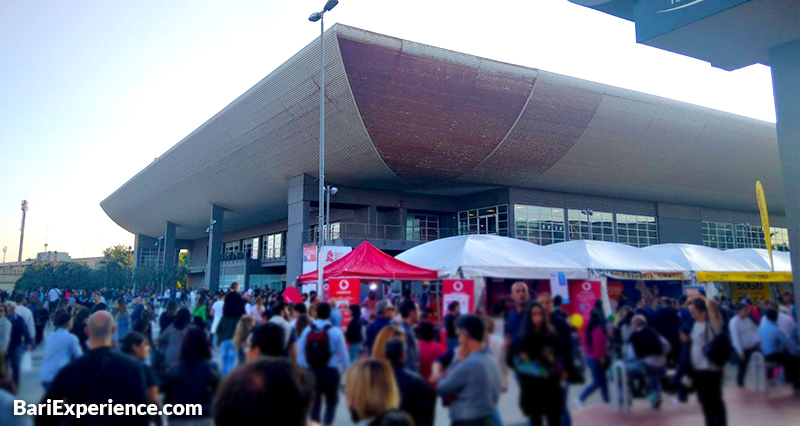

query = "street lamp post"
[309,0,339,296]
[581,209,594,240]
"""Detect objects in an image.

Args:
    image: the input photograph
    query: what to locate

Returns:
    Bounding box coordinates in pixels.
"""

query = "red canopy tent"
[298,241,439,283]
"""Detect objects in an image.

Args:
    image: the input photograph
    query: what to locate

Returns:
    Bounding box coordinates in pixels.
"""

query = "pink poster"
[567,280,602,333]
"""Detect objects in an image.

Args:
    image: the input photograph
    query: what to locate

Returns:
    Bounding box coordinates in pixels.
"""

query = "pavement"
[11,325,800,425]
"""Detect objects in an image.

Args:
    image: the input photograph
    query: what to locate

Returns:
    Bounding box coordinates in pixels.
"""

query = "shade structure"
[298,241,438,283]
[726,248,793,272]
[643,244,765,272]
[546,240,687,279]
[395,234,588,279]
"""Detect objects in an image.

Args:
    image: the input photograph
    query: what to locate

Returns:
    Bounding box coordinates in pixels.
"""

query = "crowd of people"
[0,282,798,426]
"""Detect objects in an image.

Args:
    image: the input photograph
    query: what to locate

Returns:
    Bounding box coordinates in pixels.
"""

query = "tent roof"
[298,241,438,283]
[643,244,766,272]
[726,248,792,272]
[546,240,687,273]
[395,234,588,279]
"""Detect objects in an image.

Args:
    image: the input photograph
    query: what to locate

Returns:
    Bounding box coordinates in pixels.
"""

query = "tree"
[100,244,134,290]
[15,262,100,291]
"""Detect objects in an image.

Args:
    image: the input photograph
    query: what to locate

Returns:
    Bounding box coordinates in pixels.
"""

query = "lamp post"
[309,0,339,296]
[581,208,594,240]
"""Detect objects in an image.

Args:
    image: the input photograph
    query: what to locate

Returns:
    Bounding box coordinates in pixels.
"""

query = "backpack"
[305,323,333,368]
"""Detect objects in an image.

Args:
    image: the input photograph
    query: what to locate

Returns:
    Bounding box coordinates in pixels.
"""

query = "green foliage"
[15,262,101,291]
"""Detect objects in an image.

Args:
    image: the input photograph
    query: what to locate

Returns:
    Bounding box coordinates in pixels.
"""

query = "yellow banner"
[730,282,771,303]
[696,271,792,282]
[756,180,774,271]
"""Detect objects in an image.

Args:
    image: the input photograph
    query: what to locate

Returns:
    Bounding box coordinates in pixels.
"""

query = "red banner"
[328,278,360,330]
[567,280,602,333]
[442,279,475,315]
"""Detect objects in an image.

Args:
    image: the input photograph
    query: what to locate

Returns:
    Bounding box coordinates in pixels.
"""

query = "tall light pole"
[19,200,28,262]
[309,0,338,295]
[581,208,594,241]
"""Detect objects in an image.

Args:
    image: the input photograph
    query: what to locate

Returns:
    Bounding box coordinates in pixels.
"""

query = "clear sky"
[0,0,777,262]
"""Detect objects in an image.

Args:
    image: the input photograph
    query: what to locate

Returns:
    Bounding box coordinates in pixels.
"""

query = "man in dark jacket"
[650,298,683,366]
[38,311,149,426]
[6,302,33,387]
[365,300,394,355]
[386,337,435,426]
[625,315,670,408]
[538,292,575,426]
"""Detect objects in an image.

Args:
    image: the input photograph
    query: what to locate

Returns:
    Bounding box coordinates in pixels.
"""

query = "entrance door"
[479,214,498,235]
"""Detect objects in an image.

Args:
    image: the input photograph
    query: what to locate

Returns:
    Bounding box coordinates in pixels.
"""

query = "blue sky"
[0,0,776,261]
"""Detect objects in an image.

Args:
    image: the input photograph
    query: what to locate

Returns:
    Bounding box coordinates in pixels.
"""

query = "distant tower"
[18,200,28,262]
[2,246,6,263]
[44,226,49,254]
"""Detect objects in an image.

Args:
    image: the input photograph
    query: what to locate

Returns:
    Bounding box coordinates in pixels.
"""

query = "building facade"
[101,25,786,292]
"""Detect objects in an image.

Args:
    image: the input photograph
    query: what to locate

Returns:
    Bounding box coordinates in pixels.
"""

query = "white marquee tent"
[727,248,792,272]
[644,244,765,272]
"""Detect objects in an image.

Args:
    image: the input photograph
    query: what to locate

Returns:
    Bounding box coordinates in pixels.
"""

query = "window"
[701,221,736,249]
[262,232,285,261]
[407,214,440,242]
[616,214,658,248]
[458,205,508,237]
[514,205,565,245]
[771,227,790,252]
[735,224,767,249]
[223,240,241,254]
[568,209,614,242]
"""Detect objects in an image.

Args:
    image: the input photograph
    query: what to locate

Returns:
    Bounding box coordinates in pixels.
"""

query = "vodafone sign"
[338,279,350,291]
[328,278,360,330]
[442,279,474,315]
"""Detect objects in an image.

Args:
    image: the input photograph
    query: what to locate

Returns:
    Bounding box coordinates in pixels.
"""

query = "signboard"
[696,271,792,282]
[634,0,752,42]
[684,285,705,297]
[328,278,360,330]
[731,282,771,303]
[302,245,352,274]
[567,280,602,333]
[756,180,774,271]
[550,272,569,304]
[597,270,686,281]
[442,279,474,315]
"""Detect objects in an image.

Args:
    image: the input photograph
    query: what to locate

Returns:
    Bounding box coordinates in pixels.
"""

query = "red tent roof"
[298,241,439,283]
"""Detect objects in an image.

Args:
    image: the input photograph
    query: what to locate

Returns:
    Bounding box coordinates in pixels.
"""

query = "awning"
[546,240,688,280]
[298,241,438,283]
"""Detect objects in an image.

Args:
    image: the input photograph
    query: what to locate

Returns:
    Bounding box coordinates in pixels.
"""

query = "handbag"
[20,351,33,372]
[702,322,732,367]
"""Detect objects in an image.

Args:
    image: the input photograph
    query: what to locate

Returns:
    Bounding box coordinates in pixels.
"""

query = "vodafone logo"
[582,282,592,291]
[339,280,350,290]
[453,281,463,291]
[323,284,329,291]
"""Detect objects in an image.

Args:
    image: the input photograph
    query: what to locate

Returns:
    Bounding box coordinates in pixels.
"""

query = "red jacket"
[582,326,607,360]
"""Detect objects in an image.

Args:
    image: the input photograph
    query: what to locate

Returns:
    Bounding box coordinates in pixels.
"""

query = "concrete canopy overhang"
[101,24,783,240]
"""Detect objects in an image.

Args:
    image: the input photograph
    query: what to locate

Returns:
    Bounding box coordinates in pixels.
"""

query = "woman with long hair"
[513,302,564,426]
[295,313,311,338]
[192,294,208,327]
[689,298,726,426]
[345,358,404,426]
[371,325,404,363]
[160,300,179,335]
[157,308,192,371]
[251,296,266,324]
[233,316,256,367]
[69,308,91,353]
[161,328,220,426]
[416,320,445,386]
[345,304,364,363]
[576,308,609,406]
[114,297,130,348]
[120,332,161,426]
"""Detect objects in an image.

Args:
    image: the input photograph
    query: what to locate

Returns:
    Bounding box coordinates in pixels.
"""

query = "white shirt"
[15,305,36,339]
[690,320,720,371]
[210,300,225,333]
[729,315,760,356]
[487,334,508,390]
[48,288,61,303]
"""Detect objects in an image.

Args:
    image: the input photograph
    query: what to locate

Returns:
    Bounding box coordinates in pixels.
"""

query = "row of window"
[701,221,790,251]
[221,232,287,261]
[458,205,510,237]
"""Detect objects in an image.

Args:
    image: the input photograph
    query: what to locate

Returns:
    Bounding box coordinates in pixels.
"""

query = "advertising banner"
[568,280,602,333]
[442,279,475,315]
[302,246,352,274]
[731,282,771,303]
[756,180,774,271]
[328,278,360,330]
[696,271,792,282]
[684,285,705,297]
[550,272,570,304]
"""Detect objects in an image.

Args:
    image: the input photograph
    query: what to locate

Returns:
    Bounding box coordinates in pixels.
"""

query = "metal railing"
[261,246,287,263]
[186,257,207,272]
[303,223,458,244]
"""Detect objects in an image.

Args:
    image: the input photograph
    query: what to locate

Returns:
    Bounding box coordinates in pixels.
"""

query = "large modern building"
[101,24,788,292]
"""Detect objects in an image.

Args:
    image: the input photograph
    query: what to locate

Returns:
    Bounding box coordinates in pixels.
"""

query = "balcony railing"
[261,246,287,263]
[186,257,207,273]
[303,223,458,245]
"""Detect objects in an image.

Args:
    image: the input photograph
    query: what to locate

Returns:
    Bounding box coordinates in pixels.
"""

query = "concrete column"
[287,175,312,285]
[399,208,408,241]
[163,222,176,267]
[769,40,800,310]
[204,205,224,292]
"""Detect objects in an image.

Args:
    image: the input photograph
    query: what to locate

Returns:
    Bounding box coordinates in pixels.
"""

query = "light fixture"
[308,12,321,22]
[369,283,378,290]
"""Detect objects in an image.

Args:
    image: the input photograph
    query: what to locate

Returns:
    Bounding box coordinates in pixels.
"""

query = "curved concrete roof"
[101,24,782,240]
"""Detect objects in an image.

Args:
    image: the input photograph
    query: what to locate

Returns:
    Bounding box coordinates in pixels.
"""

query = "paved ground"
[12,325,799,425]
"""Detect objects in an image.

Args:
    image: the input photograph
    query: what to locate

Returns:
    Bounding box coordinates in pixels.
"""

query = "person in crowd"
[510,302,564,426]
[744,298,761,325]
[295,313,312,338]
[398,299,421,372]
[384,338,435,426]
[130,296,145,325]
[33,302,48,347]
[651,298,683,366]
[365,300,395,355]
[443,301,461,352]
[484,317,508,392]
[437,314,502,426]
[292,302,307,327]
[417,320,445,386]
[39,311,149,426]
[490,302,506,338]
[192,293,208,327]
[634,298,654,324]
[209,293,225,343]
[47,285,61,316]
[114,297,130,348]
[297,302,350,426]
[217,282,246,375]
[624,315,670,408]
[120,332,162,426]
[505,282,530,347]
[13,295,35,343]
[268,301,298,359]
[372,325,404,363]
[729,302,761,388]
[39,312,82,391]
[70,307,91,353]
[157,307,192,371]
[245,322,288,359]
[161,327,220,426]
[213,357,315,426]
[537,292,576,426]
[345,358,406,426]
[759,308,800,390]
[4,302,32,388]
[251,295,266,324]
[1,366,31,426]
[160,300,179,335]
[0,304,10,354]
[576,308,609,407]
[362,291,379,322]
[328,297,343,328]
[346,304,365,363]
[689,298,727,426]
[76,291,107,314]
[762,301,796,338]
[677,296,694,327]
[233,316,256,367]
[552,295,567,321]
[613,306,634,357]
